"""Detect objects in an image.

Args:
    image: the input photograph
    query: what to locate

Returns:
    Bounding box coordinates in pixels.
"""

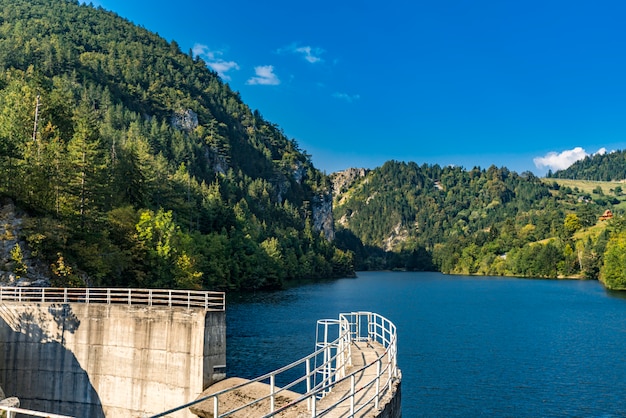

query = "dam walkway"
[150,311,401,418]
[0,286,225,311]
[0,286,226,418]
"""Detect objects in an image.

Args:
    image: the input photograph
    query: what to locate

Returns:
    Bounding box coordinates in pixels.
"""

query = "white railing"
[0,287,225,311]
[147,311,399,418]
[0,404,74,418]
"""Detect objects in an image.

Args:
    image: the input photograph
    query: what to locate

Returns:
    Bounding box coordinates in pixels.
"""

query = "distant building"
[600,209,613,221]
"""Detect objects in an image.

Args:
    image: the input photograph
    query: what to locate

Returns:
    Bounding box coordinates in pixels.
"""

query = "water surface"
[226,272,626,417]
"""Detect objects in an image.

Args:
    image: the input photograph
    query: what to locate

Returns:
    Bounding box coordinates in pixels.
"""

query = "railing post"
[107,288,111,304]
[310,393,316,417]
[128,288,132,305]
[86,288,89,304]
[306,358,311,411]
[187,291,190,309]
[63,288,67,303]
[149,289,152,307]
[213,395,218,418]
[350,374,355,416]
[168,290,172,307]
[41,288,45,303]
[270,374,275,412]
[375,358,381,410]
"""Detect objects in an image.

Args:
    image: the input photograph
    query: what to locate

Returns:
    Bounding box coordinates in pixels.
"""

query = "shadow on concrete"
[0,302,104,417]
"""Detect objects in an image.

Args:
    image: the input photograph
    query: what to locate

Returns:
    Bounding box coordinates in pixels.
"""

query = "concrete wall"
[376,376,402,418]
[0,302,226,418]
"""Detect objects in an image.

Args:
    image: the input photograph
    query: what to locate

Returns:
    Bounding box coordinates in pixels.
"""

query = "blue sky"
[88,0,626,176]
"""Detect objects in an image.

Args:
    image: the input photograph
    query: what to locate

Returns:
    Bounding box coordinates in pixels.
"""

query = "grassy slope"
[543,178,626,212]
[542,178,625,195]
[534,179,614,271]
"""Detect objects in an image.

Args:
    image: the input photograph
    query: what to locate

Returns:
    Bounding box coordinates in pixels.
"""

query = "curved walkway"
[149,311,401,418]
[315,340,397,418]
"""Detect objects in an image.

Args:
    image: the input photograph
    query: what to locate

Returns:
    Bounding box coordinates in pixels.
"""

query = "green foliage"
[564,214,582,237]
[50,252,85,287]
[0,0,353,290]
[600,230,626,289]
[335,161,625,282]
[9,243,27,278]
[549,150,626,181]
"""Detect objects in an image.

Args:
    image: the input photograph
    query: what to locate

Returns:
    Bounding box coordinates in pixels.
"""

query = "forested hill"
[0,0,353,290]
[332,161,626,290]
[547,150,626,181]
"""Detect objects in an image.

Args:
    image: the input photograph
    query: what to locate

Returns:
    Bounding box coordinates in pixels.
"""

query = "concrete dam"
[0,287,225,417]
[0,288,401,417]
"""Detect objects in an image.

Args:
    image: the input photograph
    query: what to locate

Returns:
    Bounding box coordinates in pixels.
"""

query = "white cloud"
[533,146,607,172]
[192,43,211,58]
[278,43,324,64]
[192,43,239,81]
[208,61,240,79]
[246,65,280,86]
[295,46,323,63]
[332,92,360,103]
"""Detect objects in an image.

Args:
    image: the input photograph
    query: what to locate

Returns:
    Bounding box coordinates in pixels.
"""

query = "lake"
[226,272,626,417]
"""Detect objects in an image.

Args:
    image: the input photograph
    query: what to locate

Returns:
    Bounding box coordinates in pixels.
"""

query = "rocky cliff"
[331,168,369,205]
[0,199,49,287]
[312,192,334,241]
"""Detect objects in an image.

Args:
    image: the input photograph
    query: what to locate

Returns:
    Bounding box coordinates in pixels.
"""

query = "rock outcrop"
[0,199,49,287]
[332,168,368,192]
[331,168,369,205]
[171,109,199,132]
[205,146,230,175]
[312,192,334,241]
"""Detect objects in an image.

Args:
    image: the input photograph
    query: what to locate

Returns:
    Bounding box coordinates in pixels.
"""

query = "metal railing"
[147,311,399,418]
[0,287,225,311]
[0,404,74,418]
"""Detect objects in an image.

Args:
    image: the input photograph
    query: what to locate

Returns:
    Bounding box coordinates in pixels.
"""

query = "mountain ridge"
[0,0,352,290]
[548,149,626,181]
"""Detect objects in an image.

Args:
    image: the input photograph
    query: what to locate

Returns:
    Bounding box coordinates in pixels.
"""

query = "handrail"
[0,404,74,418]
[147,311,399,418]
[149,325,354,417]
[0,287,225,311]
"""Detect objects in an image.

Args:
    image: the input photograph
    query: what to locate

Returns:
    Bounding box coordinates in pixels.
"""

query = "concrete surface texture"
[191,341,402,418]
[0,302,225,418]
[315,341,401,418]
[190,377,308,418]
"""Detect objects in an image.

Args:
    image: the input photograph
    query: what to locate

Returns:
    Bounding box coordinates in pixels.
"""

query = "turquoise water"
[226,272,626,417]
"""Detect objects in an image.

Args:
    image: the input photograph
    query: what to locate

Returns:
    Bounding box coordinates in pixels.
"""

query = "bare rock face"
[331,168,369,201]
[205,146,230,175]
[312,192,334,241]
[0,198,49,286]
[171,109,199,132]
[292,162,306,185]
[275,162,308,203]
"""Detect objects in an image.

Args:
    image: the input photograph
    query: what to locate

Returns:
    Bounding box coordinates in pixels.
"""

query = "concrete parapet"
[0,302,225,417]
[376,375,402,418]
